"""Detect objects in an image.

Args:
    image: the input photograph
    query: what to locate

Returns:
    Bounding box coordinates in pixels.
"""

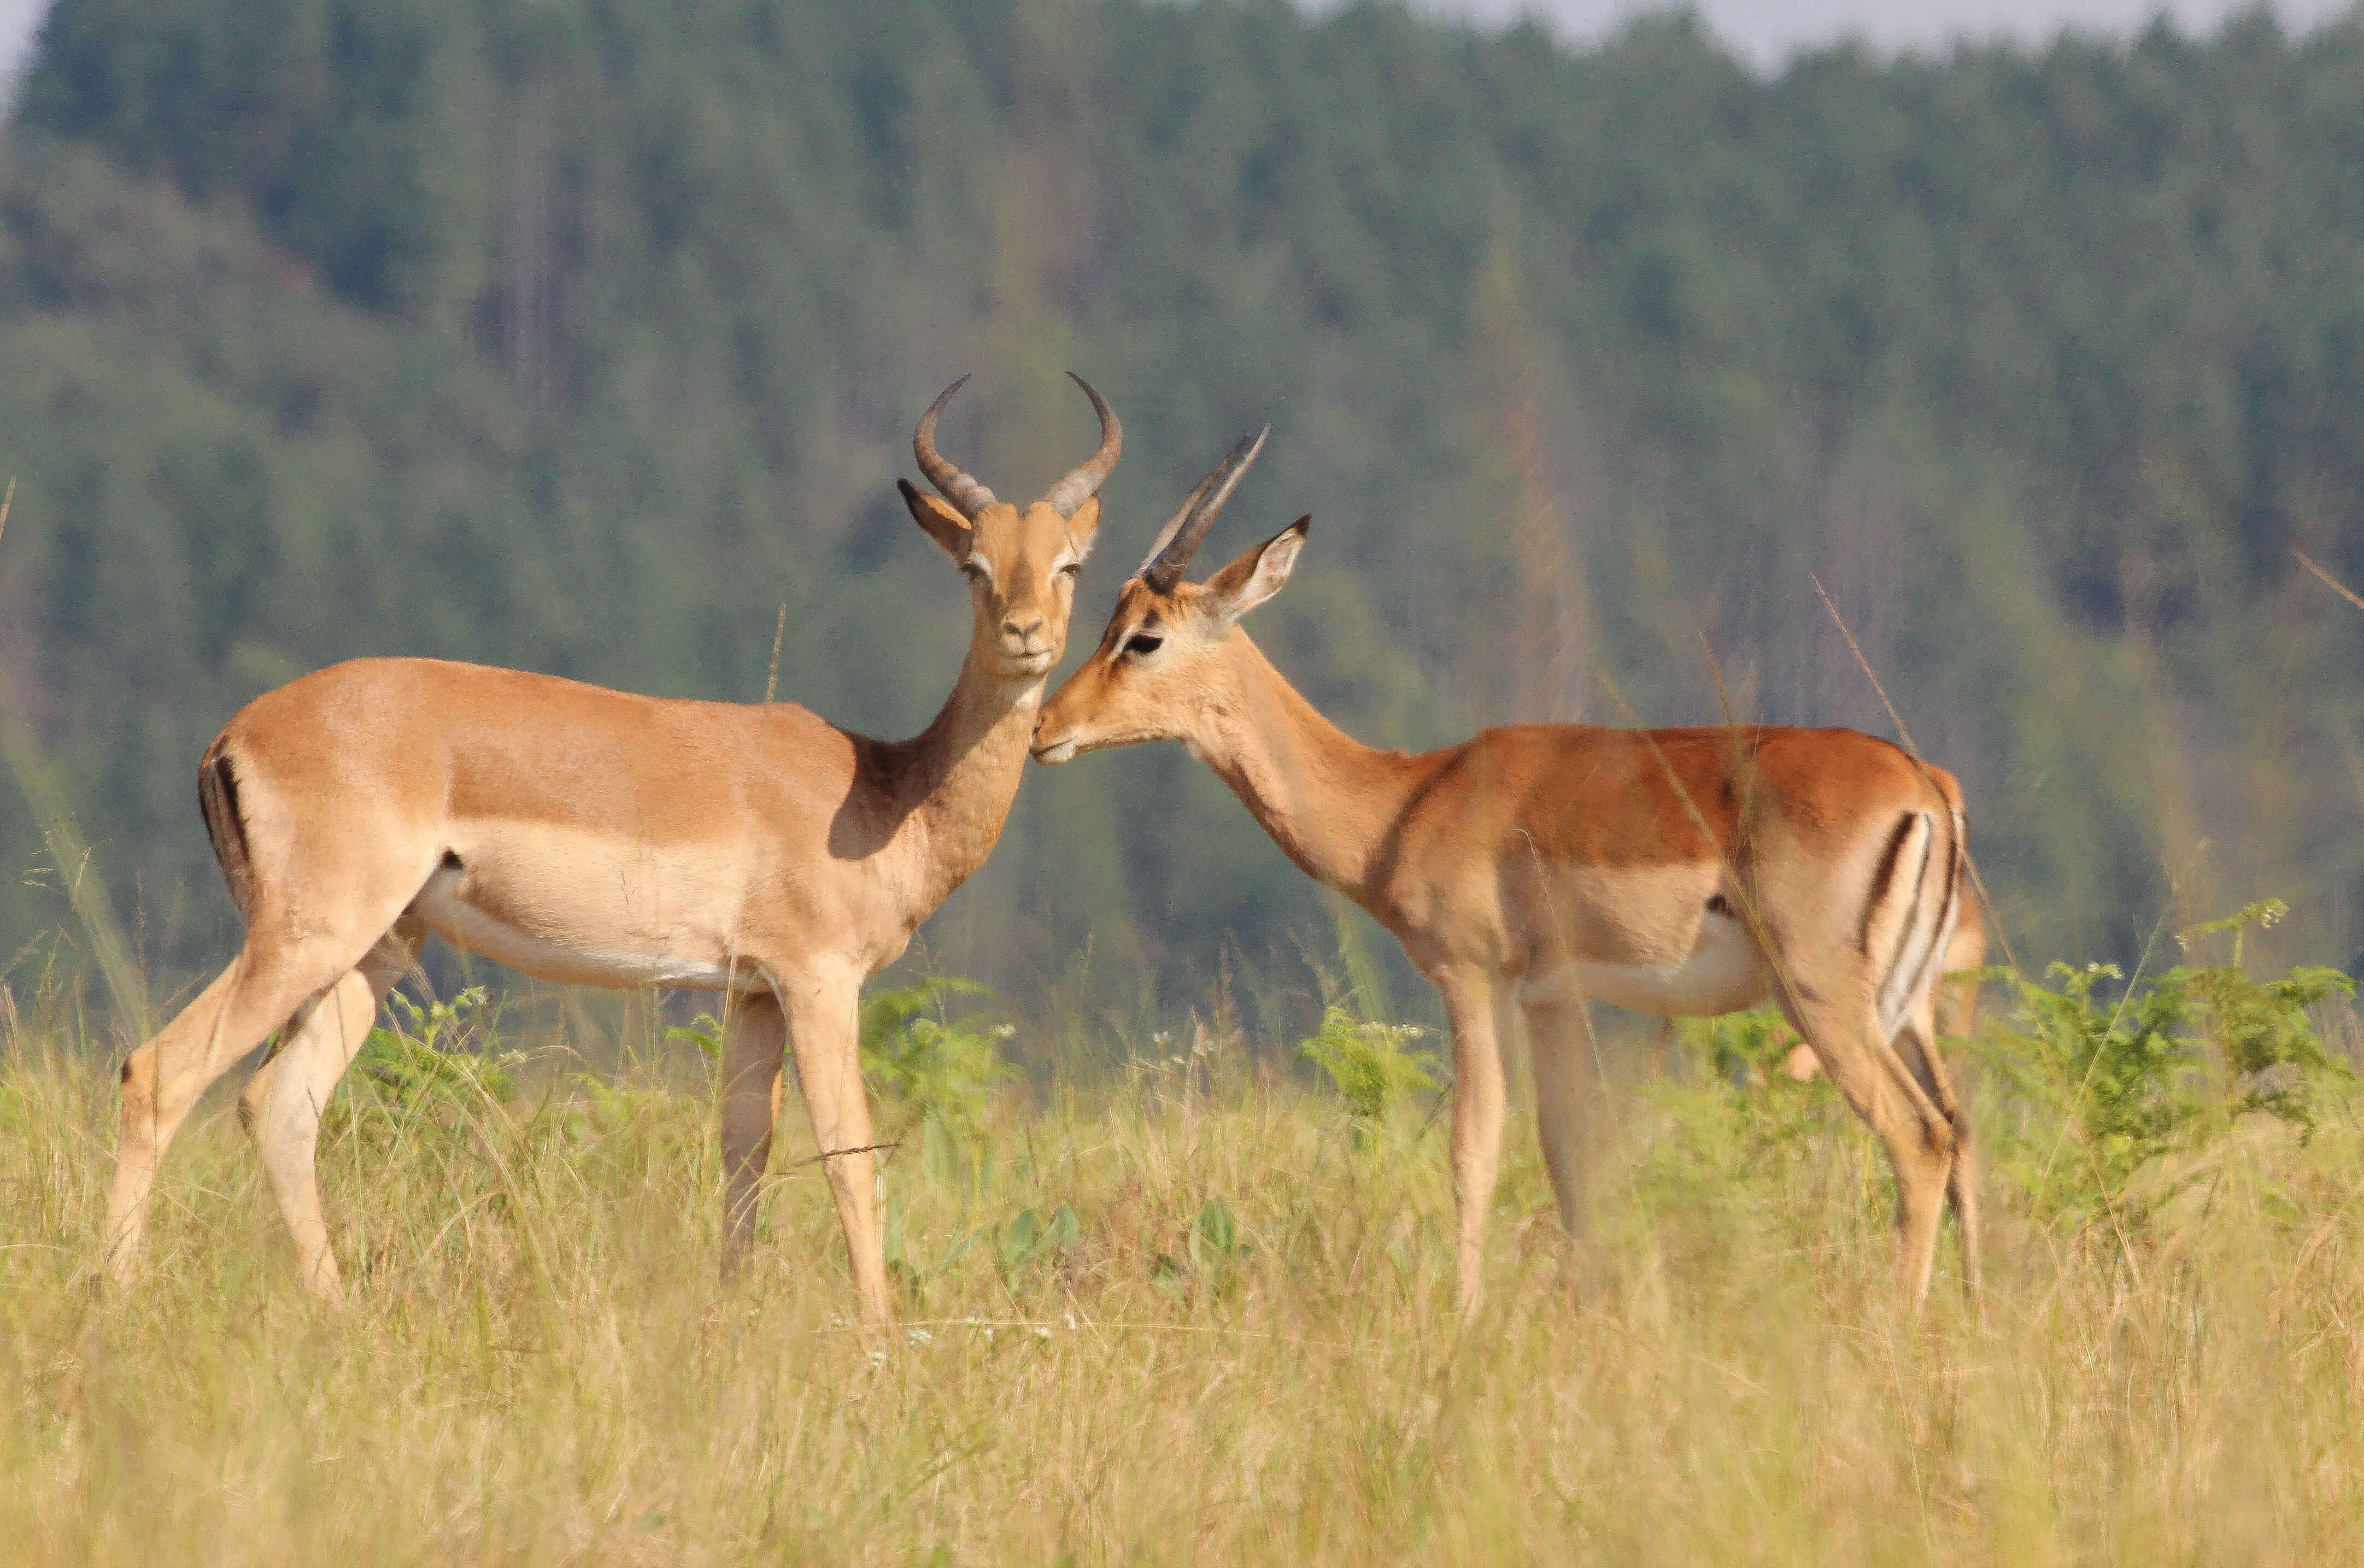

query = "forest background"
[2,0,2362,1043]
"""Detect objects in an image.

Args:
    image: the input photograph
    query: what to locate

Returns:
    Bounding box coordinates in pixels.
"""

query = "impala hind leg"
[1436,965,1509,1312]
[104,947,359,1289]
[237,917,425,1303]
[718,989,788,1276]
[1524,998,1606,1257]
[1945,1114,1982,1300]
[1775,1001,1984,1302]
[779,964,889,1324]
[1897,996,1982,1302]
[1775,986,1955,1313]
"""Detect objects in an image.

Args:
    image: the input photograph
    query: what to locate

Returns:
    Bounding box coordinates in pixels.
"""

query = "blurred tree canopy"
[2,0,2361,1029]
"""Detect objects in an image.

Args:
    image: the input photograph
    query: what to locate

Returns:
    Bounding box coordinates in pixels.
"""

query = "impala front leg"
[780,963,890,1324]
[718,989,788,1277]
[1436,964,1507,1313]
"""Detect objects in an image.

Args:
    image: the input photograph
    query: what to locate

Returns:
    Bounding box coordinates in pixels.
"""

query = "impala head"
[899,373,1120,681]
[1032,427,1308,764]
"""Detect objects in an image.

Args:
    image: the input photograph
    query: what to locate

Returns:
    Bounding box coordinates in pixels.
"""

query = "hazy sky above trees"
[1418,0,2349,62]
[0,0,42,91]
[0,0,2353,87]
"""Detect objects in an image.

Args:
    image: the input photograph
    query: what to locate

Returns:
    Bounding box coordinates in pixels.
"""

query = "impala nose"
[1001,612,1047,650]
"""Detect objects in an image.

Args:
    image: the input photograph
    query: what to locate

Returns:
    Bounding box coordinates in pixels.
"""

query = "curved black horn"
[1137,425,1268,594]
[1041,373,1123,519]
[913,375,997,519]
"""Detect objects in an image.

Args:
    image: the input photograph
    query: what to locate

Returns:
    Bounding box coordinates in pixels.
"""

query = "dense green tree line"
[2,0,2361,1033]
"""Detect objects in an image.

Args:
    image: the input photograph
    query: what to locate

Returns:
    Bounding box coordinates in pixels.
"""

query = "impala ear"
[1065,494,1101,548]
[1199,515,1310,627]
[899,479,974,561]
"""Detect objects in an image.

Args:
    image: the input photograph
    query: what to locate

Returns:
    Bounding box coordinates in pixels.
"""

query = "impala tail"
[196,742,256,922]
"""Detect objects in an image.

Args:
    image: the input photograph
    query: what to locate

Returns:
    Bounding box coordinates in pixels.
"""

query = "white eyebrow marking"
[1106,616,1159,663]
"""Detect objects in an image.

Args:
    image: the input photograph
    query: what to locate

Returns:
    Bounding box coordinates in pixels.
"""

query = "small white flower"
[1034,1325,1053,1340]
[867,1349,888,1367]
[906,1327,934,1346]
[1063,1312,1078,1332]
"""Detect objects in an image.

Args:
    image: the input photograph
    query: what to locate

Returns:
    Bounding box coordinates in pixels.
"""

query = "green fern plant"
[1299,1005,1440,1144]
[1970,900,2355,1227]
[860,976,1016,1189]
[349,985,518,1111]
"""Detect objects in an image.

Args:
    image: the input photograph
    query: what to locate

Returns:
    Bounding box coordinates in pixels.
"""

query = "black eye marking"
[1123,633,1164,657]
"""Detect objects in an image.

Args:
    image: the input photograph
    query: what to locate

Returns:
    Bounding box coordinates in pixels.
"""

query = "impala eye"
[1124,633,1164,657]
[1058,561,1082,578]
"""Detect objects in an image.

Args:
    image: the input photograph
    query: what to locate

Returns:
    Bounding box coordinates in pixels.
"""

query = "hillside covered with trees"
[3,0,2362,1027]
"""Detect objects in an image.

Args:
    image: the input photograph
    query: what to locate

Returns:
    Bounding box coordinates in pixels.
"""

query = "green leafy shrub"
[1681,1005,1796,1090]
[1973,961,2206,1216]
[860,979,1013,1134]
[1636,1007,1849,1234]
[859,976,1016,1197]
[1298,1005,1440,1138]
[2175,902,2354,1129]
[664,1012,728,1076]
[1971,901,2355,1228]
[348,986,518,1113]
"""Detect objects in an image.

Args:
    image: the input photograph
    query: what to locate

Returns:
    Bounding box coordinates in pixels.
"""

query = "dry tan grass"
[4,1004,2363,1566]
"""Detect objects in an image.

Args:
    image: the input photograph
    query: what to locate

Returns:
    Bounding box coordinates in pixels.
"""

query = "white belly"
[409,860,755,991]
[1517,909,1761,1018]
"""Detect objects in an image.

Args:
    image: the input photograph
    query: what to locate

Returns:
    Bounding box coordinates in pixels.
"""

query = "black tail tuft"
[196,747,255,920]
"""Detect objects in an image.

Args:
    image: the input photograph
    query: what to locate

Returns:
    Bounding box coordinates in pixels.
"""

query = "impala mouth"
[1030,735,1079,764]
[1004,649,1058,677]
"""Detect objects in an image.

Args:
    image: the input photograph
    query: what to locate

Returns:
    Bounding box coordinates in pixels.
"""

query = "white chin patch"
[1033,739,1078,764]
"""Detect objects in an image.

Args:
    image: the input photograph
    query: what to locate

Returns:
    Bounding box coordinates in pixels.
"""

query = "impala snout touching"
[103,374,1121,1326]
[1040,429,1979,1315]
[1033,428,1293,766]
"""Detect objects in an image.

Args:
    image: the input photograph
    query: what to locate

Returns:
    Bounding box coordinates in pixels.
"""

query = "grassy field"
[3,960,2363,1567]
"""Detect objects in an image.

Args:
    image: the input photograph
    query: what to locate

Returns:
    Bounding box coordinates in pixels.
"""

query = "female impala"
[1033,438,1977,1310]
[104,375,1119,1322]
[1784,885,1987,1083]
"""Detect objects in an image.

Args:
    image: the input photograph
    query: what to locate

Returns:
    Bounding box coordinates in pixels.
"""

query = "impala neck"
[882,648,1044,917]
[1191,633,1426,908]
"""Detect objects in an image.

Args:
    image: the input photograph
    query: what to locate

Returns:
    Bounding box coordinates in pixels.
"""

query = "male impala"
[103,375,1119,1322]
[1033,439,1978,1309]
